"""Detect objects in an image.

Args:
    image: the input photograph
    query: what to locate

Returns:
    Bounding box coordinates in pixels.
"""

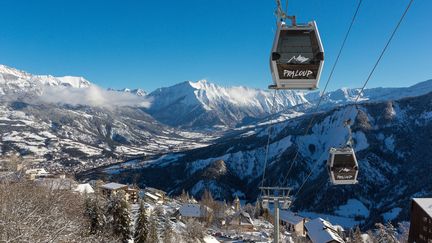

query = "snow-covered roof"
[145,192,159,201]
[413,198,432,218]
[179,204,211,218]
[228,211,254,226]
[179,204,202,217]
[278,210,305,225]
[100,182,127,190]
[74,183,94,194]
[25,168,48,175]
[305,218,345,243]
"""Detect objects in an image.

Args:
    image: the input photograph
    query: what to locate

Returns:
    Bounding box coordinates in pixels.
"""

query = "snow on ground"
[203,235,220,243]
[335,199,369,218]
[383,207,402,221]
[353,131,369,152]
[384,135,395,152]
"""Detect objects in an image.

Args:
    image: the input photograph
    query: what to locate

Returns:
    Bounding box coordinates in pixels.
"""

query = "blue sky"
[0,0,430,92]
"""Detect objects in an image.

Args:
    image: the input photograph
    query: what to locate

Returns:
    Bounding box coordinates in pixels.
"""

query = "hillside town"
[1,154,430,243]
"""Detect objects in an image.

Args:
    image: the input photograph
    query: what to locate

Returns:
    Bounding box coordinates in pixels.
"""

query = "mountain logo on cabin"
[287,54,309,64]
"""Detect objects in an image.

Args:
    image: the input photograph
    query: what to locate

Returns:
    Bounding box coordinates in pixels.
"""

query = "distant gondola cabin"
[327,147,359,185]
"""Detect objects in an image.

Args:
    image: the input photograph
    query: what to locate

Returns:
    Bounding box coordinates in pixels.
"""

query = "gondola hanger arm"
[344,119,354,148]
[275,0,296,26]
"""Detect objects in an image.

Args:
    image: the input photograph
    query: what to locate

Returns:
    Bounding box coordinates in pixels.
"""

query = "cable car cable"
[280,0,363,186]
[259,89,278,190]
[291,0,414,200]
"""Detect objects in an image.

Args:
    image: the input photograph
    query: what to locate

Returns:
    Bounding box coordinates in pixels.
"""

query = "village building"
[233,196,241,212]
[173,203,213,221]
[144,187,166,202]
[141,187,166,204]
[99,182,138,203]
[304,218,345,243]
[279,210,308,236]
[408,198,432,243]
[225,210,255,231]
[25,168,51,180]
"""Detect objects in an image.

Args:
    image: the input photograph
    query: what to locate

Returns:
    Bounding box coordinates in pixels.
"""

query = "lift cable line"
[280,0,363,185]
[291,0,414,202]
[259,89,278,190]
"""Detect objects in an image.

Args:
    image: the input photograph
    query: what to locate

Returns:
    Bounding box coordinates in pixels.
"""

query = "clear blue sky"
[0,0,430,92]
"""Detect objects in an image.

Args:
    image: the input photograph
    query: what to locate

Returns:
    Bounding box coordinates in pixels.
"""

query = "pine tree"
[108,192,131,243]
[375,222,398,243]
[147,212,159,242]
[134,201,149,243]
[161,216,173,243]
[180,189,189,202]
[254,201,262,219]
[84,194,106,234]
[201,189,214,207]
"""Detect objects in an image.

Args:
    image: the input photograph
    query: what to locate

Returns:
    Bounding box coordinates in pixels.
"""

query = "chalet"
[408,198,432,243]
[145,187,166,201]
[226,211,255,231]
[126,188,139,203]
[25,168,51,180]
[100,182,128,197]
[144,191,163,204]
[174,203,213,221]
[99,182,138,203]
[279,210,308,236]
[304,218,345,243]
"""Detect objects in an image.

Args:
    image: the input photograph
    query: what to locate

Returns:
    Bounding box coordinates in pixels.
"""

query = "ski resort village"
[2,158,430,242]
[1,0,432,242]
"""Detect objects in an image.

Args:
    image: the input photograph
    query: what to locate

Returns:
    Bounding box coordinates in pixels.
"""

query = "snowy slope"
[304,79,432,109]
[94,90,432,229]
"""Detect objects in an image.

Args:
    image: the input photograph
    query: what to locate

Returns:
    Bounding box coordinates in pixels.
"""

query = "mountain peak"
[0,64,31,79]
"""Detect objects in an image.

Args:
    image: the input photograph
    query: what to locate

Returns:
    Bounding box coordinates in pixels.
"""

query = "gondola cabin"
[270,21,324,90]
[327,147,358,185]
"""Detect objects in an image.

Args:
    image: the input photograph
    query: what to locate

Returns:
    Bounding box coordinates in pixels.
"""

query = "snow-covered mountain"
[145,78,432,130]
[304,80,432,109]
[146,80,309,129]
[0,65,212,172]
[0,64,91,95]
[88,90,432,229]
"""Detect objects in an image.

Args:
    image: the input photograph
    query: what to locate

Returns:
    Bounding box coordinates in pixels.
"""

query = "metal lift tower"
[259,187,292,243]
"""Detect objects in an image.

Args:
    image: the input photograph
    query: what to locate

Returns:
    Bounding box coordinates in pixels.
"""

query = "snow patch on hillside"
[382,207,402,221]
[335,199,369,218]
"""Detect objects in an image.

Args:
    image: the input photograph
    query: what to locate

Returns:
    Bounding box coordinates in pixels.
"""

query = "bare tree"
[161,216,173,243]
[0,180,95,242]
[147,211,159,242]
[183,219,205,243]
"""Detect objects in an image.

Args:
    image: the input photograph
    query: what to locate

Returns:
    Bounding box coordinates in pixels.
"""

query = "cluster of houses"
[2,156,432,242]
